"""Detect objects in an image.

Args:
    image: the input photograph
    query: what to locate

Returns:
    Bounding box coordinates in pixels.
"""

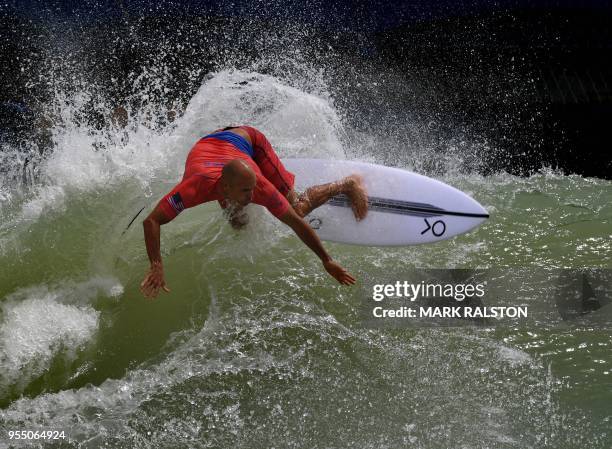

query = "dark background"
[1,1,610,179]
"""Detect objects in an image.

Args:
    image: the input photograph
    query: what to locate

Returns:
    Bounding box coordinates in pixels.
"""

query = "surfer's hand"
[323,259,356,285]
[140,261,171,299]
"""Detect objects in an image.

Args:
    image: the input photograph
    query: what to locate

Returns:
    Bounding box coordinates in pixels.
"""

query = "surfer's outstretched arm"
[278,207,356,286]
[141,205,172,299]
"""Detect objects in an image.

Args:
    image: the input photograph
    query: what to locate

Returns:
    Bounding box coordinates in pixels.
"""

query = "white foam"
[497,346,533,366]
[0,293,99,392]
[0,308,290,438]
[173,69,347,161]
[0,186,11,204]
[0,277,124,394]
[19,184,67,220]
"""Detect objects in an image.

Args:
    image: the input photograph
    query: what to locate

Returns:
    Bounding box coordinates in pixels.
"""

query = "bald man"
[140,125,368,299]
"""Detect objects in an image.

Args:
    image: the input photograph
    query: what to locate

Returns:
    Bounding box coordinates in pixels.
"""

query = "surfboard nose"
[470,197,490,219]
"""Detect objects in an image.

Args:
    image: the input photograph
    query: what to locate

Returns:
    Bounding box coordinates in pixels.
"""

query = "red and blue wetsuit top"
[157,126,293,221]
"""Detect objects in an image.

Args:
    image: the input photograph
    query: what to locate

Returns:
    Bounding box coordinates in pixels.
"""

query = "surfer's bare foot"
[292,175,368,220]
[342,174,368,221]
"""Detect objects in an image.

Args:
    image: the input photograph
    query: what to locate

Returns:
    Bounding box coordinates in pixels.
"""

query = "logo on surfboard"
[421,218,446,237]
[309,217,322,229]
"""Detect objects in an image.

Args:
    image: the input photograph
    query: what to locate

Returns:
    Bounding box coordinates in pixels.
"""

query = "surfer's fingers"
[141,286,153,299]
[142,282,156,297]
[140,281,150,293]
[141,282,154,296]
[142,273,157,287]
[146,275,164,291]
[342,271,356,284]
[340,267,354,279]
[141,280,160,299]
[336,273,354,285]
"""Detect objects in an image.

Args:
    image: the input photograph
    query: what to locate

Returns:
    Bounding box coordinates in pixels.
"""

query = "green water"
[1,166,610,448]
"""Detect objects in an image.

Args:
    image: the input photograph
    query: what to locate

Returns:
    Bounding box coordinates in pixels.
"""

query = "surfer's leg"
[245,127,315,220]
[246,126,295,197]
[242,127,368,220]
[294,174,368,221]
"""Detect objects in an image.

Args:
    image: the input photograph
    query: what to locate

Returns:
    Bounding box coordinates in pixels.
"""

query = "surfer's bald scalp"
[222,159,255,184]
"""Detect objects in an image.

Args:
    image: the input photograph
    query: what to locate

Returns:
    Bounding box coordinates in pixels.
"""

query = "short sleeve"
[156,175,206,221]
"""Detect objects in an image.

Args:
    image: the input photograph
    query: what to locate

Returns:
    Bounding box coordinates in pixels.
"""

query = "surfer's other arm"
[278,206,356,286]
[141,205,172,299]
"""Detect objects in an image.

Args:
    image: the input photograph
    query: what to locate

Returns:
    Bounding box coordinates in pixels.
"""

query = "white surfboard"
[282,158,489,246]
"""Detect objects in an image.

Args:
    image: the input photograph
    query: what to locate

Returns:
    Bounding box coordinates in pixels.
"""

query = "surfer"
[140,125,368,298]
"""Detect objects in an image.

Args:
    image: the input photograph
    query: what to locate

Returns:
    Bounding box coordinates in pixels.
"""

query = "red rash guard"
[157,126,294,221]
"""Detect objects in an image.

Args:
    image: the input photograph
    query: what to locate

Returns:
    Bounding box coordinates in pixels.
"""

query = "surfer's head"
[221,159,257,206]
